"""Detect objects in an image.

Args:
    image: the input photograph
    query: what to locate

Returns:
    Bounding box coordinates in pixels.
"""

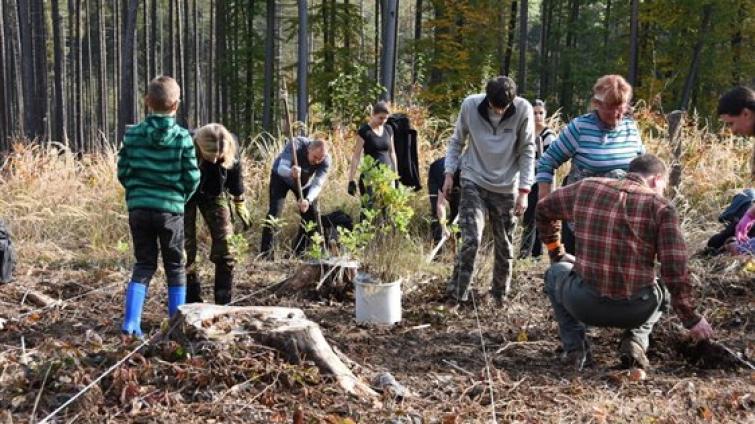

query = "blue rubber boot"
[168,285,186,318]
[122,281,147,337]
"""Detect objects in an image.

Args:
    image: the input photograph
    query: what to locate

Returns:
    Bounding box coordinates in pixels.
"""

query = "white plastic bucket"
[354,273,402,325]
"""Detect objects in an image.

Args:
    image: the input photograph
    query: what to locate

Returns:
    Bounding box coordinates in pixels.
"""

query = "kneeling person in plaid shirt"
[536,154,714,370]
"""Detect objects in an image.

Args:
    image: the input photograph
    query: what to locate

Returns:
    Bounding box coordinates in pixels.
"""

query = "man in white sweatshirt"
[442,76,536,305]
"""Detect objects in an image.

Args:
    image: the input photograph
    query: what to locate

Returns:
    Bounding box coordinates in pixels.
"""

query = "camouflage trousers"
[446,179,516,302]
[184,195,235,276]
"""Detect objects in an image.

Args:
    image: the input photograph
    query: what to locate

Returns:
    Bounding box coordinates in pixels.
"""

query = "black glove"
[348,180,358,196]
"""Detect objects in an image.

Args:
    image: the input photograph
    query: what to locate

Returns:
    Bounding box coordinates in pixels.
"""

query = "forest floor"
[0,245,752,423]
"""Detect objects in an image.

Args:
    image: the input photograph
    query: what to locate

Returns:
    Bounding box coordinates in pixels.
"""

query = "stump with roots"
[275,257,360,301]
[176,303,378,397]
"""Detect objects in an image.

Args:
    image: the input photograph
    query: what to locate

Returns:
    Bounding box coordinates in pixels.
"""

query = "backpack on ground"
[0,220,16,283]
[321,210,354,244]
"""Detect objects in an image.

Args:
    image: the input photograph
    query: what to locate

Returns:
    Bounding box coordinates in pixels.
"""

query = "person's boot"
[214,265,233,305]
[186,272,203,303]
[122,281,147,337]
[619,338,650,369]
[168,285,186,318]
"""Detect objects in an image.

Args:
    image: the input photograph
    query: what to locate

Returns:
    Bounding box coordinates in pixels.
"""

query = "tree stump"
[176,303,377,397]
[275,257,360,301]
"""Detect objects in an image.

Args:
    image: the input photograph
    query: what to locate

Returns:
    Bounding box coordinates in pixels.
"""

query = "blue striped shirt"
[536,112,645,183]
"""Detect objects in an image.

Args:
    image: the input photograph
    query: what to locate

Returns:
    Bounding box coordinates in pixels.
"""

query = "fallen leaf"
[516,330,528,342]
[697,405,713,421]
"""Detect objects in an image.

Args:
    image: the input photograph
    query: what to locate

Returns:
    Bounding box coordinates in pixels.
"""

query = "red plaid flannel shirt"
[536,173,701,327]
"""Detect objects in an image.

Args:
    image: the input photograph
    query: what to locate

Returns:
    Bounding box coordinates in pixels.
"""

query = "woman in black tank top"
[347,101,398,196]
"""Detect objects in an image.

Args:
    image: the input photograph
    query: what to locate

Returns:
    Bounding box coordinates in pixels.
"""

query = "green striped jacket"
[117,115,200,213]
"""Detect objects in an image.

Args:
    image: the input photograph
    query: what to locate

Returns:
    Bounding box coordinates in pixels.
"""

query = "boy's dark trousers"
[518,183,542,258]
[128,209,186,287]
[260,172,320,258]
[184,195,235,304]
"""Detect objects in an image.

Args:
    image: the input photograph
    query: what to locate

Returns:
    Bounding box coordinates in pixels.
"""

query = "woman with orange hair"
[535,75,646,254]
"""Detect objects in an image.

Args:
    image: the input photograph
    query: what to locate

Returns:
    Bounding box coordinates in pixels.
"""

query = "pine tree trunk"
[0,0,7,147]
[97,0,108,141]
[193,0,200,126]
[503,0,517,76]
[167,0,174,77]
[114,0,121,143]
[84,0,94,150]
[538,0,550,99]
[679,4,713,111]
[518,0,528,93]
[75,0,84,149]
[412,0,422,84]
[150,0,158,76]
[216,0,226,123]
[603,0,611,59]
[374,0,379,83]
[380,0,398,102]
[560,0,579,115]
[144,0,151,88]
[208,0,215,121]
[262,0,275,133]
[183,0,192,128]
[17,0,35,139]
[176,0,186,126]
[297,0,308,127]
[9,0,24,136]
[627,0,639,87]
[51,0,67,145]
[118,0,139,142]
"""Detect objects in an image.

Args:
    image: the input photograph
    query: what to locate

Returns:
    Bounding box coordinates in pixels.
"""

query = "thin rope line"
[36,319,181,424]
[470,290,497,424]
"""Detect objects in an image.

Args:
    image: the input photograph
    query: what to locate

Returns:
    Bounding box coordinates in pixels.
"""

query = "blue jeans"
[544,262,668,353]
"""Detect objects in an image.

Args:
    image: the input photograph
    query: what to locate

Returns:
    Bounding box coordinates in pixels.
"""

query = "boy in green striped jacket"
[117,75,200,338]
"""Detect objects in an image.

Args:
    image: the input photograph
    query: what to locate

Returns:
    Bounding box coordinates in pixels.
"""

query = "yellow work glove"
[231,198,252,231]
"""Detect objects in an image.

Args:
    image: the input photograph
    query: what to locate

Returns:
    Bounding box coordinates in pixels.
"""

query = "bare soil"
[0,253,753,423]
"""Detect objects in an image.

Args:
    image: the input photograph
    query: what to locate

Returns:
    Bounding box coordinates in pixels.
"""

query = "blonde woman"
[185,124,251,305]
[536,75,645,254]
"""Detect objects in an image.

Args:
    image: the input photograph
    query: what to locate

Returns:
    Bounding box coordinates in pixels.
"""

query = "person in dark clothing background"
[185,124,251,305]
[261,136,331,259]
[428,157,460,244]
[519,100,557,258]
[347,102,398,199]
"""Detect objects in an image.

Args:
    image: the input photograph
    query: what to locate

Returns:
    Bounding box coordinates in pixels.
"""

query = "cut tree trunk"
[276,258,359,301]
[177,303,378,397]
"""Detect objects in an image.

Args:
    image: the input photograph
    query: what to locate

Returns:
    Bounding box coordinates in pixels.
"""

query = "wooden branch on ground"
[17,287,62,308]
[177,303,377,398]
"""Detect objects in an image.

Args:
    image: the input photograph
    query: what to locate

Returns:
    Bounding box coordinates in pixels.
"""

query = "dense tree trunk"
[208,0,215,121]
[215,0,226,122]
[560,0,579,115]
[603,0,611,59]
[412,0,423,84]
[8,0,25,136]
[144,0,151,88]
[627,0,639,87]
[538,0,550,99]
[193,0,200,126]
[0,0,7,146]
[297,0,308,127]
[380,0,398,101]
[17,0,35,138]
[182,0,191,127]
[114,0,121,143]
[730,1,744,84]
[322,0,335,110]
[262,0,275,132]
[175,0,186,126]
[518,0,528,93]
[374,0,379,82]
[118,0,139,142]
[679,4,713,111]
[97,0,108,143]
[150,0,158,77]
[51,0,67,145]
[503,0,517,76]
